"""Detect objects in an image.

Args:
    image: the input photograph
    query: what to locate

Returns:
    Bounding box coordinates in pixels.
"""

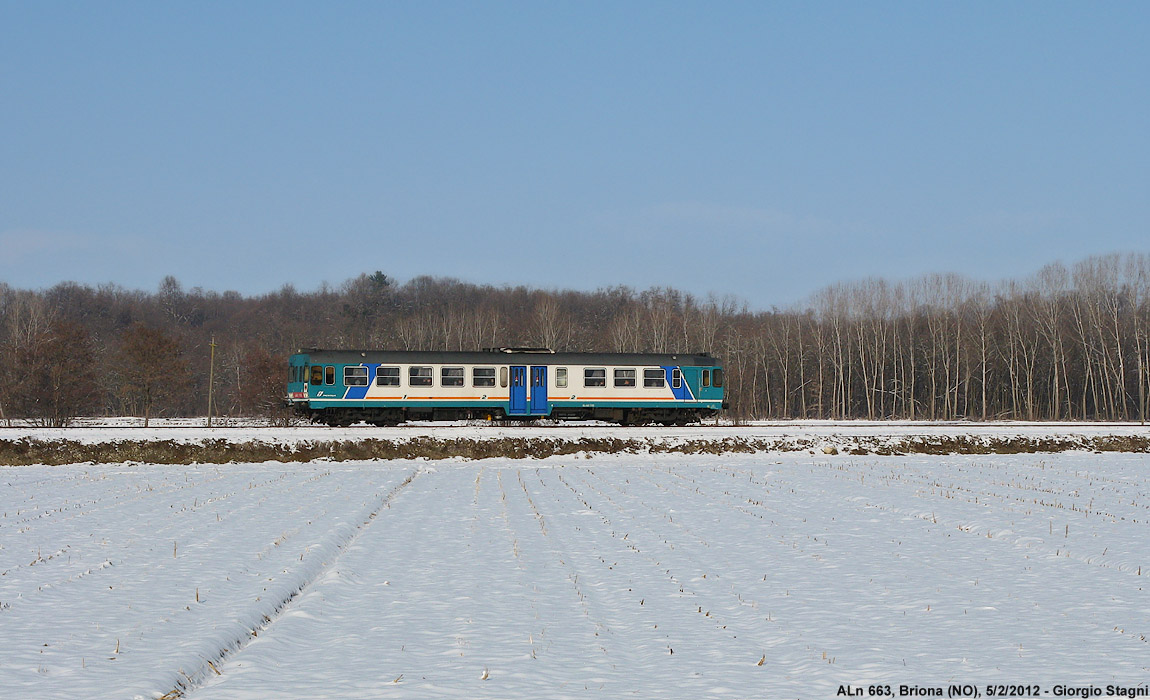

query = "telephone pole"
[207,335,217,427]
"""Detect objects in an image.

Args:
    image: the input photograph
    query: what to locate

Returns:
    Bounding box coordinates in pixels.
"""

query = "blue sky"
[2,2,1147,307]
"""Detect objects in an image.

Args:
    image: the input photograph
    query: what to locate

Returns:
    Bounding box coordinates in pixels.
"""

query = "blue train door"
[530,366,548,414]
[509,366,527,414]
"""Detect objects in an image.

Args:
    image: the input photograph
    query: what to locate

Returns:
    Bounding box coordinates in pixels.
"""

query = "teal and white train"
[286,348,726,426]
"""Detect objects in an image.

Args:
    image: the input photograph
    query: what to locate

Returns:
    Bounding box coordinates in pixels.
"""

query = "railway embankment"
[2,432,1149,465]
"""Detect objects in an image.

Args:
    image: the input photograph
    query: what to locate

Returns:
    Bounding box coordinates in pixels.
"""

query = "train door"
[530,366,548,414]
[509,366,527,414]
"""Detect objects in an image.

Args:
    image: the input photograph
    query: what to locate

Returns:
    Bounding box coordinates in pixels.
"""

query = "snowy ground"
[2,450,1148,698]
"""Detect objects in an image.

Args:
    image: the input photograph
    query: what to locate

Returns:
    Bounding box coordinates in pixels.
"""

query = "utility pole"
[207,335,217,427]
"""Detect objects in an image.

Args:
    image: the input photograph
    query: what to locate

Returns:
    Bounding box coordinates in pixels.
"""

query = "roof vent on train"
[482,347,555,353]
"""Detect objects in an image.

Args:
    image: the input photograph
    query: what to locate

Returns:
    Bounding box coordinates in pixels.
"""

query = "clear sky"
[2,2,1147,307]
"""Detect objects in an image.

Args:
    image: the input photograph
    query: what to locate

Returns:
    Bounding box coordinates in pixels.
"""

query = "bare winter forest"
[2,253,1150,426]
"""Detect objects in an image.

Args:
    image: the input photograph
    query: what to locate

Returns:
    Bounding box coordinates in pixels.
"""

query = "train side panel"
[287,351,724,426]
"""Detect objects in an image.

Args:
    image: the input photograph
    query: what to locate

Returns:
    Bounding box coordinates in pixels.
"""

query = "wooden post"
[207,336,217,427]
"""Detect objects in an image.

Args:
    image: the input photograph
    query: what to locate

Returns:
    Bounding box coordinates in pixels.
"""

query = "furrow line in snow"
[155,466,423,700]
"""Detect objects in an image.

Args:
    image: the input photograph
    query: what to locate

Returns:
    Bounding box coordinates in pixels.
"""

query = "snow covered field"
[3,446,1148,698]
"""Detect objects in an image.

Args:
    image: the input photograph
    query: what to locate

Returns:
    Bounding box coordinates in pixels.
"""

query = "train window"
[702,369,710,387]
[310,365,323,385]
[614,369,636,388]
[325,366,335,385]
[344,366,369,386]
[499,367,508,388]
[441,367,464,387]
[376,367,400,386]
[643,368,665,388]
[584,368,606,387]
[473,367,496,387]
[713,368,723,387]
[409,366,433,386]
[555,368,568,388]
[672,368,682,389]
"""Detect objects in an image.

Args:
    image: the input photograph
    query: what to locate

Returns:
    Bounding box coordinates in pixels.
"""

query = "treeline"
[1,254,1148,425]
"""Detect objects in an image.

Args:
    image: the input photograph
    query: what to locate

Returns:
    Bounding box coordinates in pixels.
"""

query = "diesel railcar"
[286,348,726,426]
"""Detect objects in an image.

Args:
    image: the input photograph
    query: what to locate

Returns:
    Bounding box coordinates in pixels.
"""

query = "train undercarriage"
[298,405,715,427]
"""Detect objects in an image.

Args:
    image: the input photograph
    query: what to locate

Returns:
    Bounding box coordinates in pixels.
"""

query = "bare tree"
[118,324,189,426]
[14,320,99,426]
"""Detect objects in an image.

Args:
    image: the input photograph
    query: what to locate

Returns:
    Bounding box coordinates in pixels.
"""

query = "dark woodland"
[2,254,1149,426]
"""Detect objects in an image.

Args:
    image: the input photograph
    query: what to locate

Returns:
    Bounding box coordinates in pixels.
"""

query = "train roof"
[293,348,721,367]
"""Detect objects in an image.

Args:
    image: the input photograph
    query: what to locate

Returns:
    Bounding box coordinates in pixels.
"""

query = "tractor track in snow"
[157,466,423,700]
